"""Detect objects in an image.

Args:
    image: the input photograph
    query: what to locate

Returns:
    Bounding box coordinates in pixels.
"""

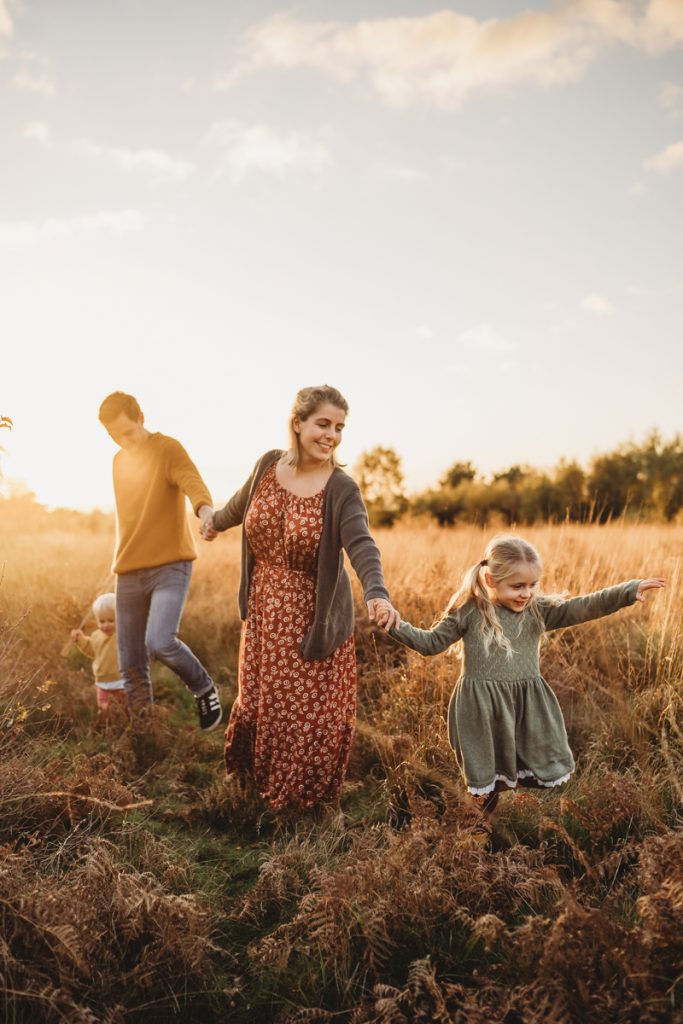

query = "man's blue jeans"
[115,560,212,711]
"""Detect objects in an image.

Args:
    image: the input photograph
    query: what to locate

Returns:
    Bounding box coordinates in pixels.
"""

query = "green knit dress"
[391,580,640,795]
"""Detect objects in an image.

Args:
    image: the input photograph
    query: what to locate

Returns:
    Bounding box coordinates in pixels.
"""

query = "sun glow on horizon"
[1,0,681,513]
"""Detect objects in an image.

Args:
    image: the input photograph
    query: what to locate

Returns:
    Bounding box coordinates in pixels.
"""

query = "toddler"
[71,593,127,722]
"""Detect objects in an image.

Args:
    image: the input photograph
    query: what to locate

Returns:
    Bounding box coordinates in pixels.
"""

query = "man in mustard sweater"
[98,391,222,731]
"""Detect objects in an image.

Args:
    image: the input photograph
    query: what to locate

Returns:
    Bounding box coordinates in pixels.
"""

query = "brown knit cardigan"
[213,450,391,660]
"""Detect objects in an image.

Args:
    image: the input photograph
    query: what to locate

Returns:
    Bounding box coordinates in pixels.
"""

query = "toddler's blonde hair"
[92,593,116,620]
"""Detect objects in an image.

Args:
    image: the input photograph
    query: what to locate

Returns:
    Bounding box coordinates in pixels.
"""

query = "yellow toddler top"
[75,629,120,685]
[112,432,212,574]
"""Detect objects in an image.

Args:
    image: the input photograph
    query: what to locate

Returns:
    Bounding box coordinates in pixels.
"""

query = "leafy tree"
[354,446,407,527]
[653,435,683,520]
[379,432,683,527]
[411,487,467,526]
[492,464,528,486]
[588,445,647,521]
[553,459,588,520]
[487,466,533,524]
[440,461,477,489]
[486,478,524,525]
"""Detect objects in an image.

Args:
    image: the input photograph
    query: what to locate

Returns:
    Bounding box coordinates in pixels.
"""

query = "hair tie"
[480,559,488,567]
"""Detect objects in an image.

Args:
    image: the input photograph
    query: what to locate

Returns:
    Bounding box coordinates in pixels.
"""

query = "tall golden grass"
[0,516,681,1022]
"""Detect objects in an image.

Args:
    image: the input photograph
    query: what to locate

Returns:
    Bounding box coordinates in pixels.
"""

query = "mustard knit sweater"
[112,433,212,574]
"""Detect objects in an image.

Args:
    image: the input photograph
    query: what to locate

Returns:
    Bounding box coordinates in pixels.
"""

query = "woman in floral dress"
[205,386,399,812]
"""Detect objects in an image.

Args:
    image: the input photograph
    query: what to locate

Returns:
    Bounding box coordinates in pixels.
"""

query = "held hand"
[71,629,83,642]
[198,505,217,542]
[636,578,666,602]
[367,598,401,632]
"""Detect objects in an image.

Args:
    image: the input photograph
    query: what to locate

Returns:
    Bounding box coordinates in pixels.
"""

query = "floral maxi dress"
[224,465,357,810]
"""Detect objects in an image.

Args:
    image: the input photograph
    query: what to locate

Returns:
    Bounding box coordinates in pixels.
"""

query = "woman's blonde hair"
[284,385,349,468]
[448,535,543,656]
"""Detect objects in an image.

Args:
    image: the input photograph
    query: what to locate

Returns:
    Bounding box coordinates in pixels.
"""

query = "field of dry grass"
[0,517,681,1022]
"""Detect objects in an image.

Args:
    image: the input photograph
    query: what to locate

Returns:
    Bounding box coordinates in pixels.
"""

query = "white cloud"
[22,120,50,144]
[417,324,434,340]
[0,209,148,248]
[642,0,683,50]
[18,125,195,181]
[581,293,615,315]
[223,2,683,109]
[645,138,683,174]
[625,284,653,298]
[12,70,55,97]
[74,140,196,181]
[658,81,683,116]
[380,164,429,182]
[205,121,331,182]
[551,317,578,334]
[458,323,516,353]
[229,10,590,108]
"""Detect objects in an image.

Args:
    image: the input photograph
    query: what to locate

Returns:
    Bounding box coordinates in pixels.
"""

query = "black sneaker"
[195,686,222,732]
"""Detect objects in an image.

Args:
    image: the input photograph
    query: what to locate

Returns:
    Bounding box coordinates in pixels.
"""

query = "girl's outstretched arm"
[635,578,666,601]
[390,610,465,656]
[540,578,664,632]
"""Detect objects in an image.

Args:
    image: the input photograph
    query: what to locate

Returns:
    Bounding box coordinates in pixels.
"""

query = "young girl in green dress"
[390,535,664,824]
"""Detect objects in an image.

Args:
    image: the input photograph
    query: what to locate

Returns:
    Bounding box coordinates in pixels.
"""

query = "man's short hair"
[98,392,142,425]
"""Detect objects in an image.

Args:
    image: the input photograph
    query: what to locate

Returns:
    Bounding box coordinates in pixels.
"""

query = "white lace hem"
[467,769,573,796]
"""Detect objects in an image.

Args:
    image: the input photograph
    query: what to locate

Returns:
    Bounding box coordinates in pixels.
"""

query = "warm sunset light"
[2,1,681,511]
[1,7,682,1020]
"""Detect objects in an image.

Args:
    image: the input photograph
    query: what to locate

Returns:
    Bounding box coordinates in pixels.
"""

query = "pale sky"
[2,0,682,510]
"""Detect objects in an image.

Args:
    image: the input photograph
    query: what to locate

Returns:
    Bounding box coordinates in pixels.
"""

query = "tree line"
[355,432,683,526]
